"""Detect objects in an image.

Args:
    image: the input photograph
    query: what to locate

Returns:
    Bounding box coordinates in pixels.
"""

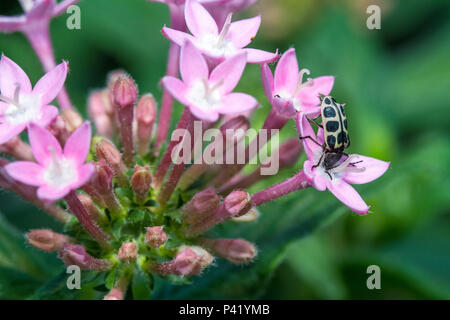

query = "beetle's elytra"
[320,95,350,152]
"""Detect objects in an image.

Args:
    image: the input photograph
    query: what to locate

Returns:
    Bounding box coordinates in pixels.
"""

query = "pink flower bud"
[219,115,250,145]
[47,115,70,145]
[96,139,128,187]
[59,243,112,271]
[136,94,157,156]
[0,136,33,161]
[117,242,138,263]
[61,109,83,133]
[178,245,214,267]
[112,76,138,109]
[181,189,221,224]
[78,194,102,221]
[201,238,257,264]
[184,191,251,236]
[131,165,152,204]
[88,90,113,139]
[27,229,69,252]
[91,160,114,194]
[151,248,202,277]
[145,226,168,248]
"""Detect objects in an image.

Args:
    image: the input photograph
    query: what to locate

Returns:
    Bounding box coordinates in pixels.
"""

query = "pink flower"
[5,121,94,201]
[0,0,79,33]
[0,55,67,144]
[261,48,334,118]
[162,41,258,122]
[162,0,277,64]
[297,113,390,214]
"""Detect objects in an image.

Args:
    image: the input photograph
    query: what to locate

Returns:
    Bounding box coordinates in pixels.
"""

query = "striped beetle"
[300,95,360,179]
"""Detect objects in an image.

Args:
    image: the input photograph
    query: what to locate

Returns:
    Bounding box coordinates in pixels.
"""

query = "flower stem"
[64,190,111,248]
[251,170,310,206]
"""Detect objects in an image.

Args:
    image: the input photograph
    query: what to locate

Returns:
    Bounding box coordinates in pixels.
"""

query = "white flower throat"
[197,13,237,57]
[188,78,223,111]
[276,68,315,112]
[43,147,77,189]
[0,85,42,125]
[314,152,365,183]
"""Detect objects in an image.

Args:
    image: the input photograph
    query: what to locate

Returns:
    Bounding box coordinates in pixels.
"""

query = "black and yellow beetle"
[300,95,359,179]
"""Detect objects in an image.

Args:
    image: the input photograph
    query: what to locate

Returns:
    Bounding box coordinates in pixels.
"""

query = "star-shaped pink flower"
[262,48,334,118]
[297,113,390,214]
[0,55,68,144]
[162,0,277,64]
[162,40,258,122]
[5,121,94,201]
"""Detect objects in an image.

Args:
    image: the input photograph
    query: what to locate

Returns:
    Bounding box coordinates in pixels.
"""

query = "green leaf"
[131,269,152,300]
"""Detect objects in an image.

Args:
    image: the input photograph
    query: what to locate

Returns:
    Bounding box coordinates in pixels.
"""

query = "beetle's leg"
[307,116,323,129]
[325,170,333,180]
[299,135,324,149]
[349,160,363,166]
[312,152,325,169]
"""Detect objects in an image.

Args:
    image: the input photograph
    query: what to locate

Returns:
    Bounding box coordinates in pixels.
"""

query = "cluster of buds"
[0,0,389,300]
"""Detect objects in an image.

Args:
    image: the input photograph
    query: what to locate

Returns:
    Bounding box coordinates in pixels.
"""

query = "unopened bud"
[27,229,69,252]
[0,136,33,161]
[91,161,123,218]
[151,248,202,277]
[201,238,257,264]
[47,115,70,145]
[78,194,106,223]
[88,90,113,139]
[131,165,152,204]
[231,207,260,222]
[177,245,214,267]
[59,243,111,271]
[145,226,168,248]
[117,242,138,263]
[136,94,157,156]
[61,109,83,133]
[112,76,138,109]
[181,189,221,224]
[96,139,128,187]
[220,116,250,145]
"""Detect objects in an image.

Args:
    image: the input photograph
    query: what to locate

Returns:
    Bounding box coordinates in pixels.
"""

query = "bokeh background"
[0,0,449,299]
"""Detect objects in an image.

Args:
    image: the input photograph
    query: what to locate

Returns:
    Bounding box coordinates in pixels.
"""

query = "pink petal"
[227,15,261,48]
[0,123,26,145]
[31,105,58,127]
[209,52,247,94]
[33,61,68,105]
[162,76,190,106]
[185,0,218,38]
[261,63,274,103]
[244,48,278,64]
[274,48,298,94]
[180,41,209,84]
[219,92,258,114]
[296,112,321,160]
[0,15,25,33]
[73,163,95,189]
[188,105,220,122]
[37,185,71,202]
[0,55,32,97]
[28,122,62,166]
[297,75,334,107]
[326,180,370,214]
[4,161,44,186]
[343,155,390,185]
[64,121,92,166]
[162,26,196,47]
[303,160,326,191]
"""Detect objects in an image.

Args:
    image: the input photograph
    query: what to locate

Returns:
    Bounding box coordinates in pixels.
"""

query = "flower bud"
[231,207,260,222]
[59,243,111,271]
[151,248,202,277]
[91,160,114,194]
[27,229,69,252]
[112,76,138,109]
[181,189,221,224]
[47,115,70,145]
[177,245,214,267]
[136,94,157,156]
[61,109,83,133]
[131,165,152,204]
[88,90,113,139]
[220,115,249,145]
[145,226,168,248]
[201,238,257,264]
[78,194,105,223]
[96,139,128,187]
[0,136,33,161]
[117,242,138,263]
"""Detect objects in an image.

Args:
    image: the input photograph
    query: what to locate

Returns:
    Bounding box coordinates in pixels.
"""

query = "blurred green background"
[0,0,449,299]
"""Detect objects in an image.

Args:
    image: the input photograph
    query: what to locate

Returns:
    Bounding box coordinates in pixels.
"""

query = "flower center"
[197,14,237,57]
[0,85,42,126]
[43,148,78,189]
[188,78,223,111]
[313,152,365,183]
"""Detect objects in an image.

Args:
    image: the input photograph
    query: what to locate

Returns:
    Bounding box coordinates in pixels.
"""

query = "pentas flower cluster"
[0,0,389,300]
